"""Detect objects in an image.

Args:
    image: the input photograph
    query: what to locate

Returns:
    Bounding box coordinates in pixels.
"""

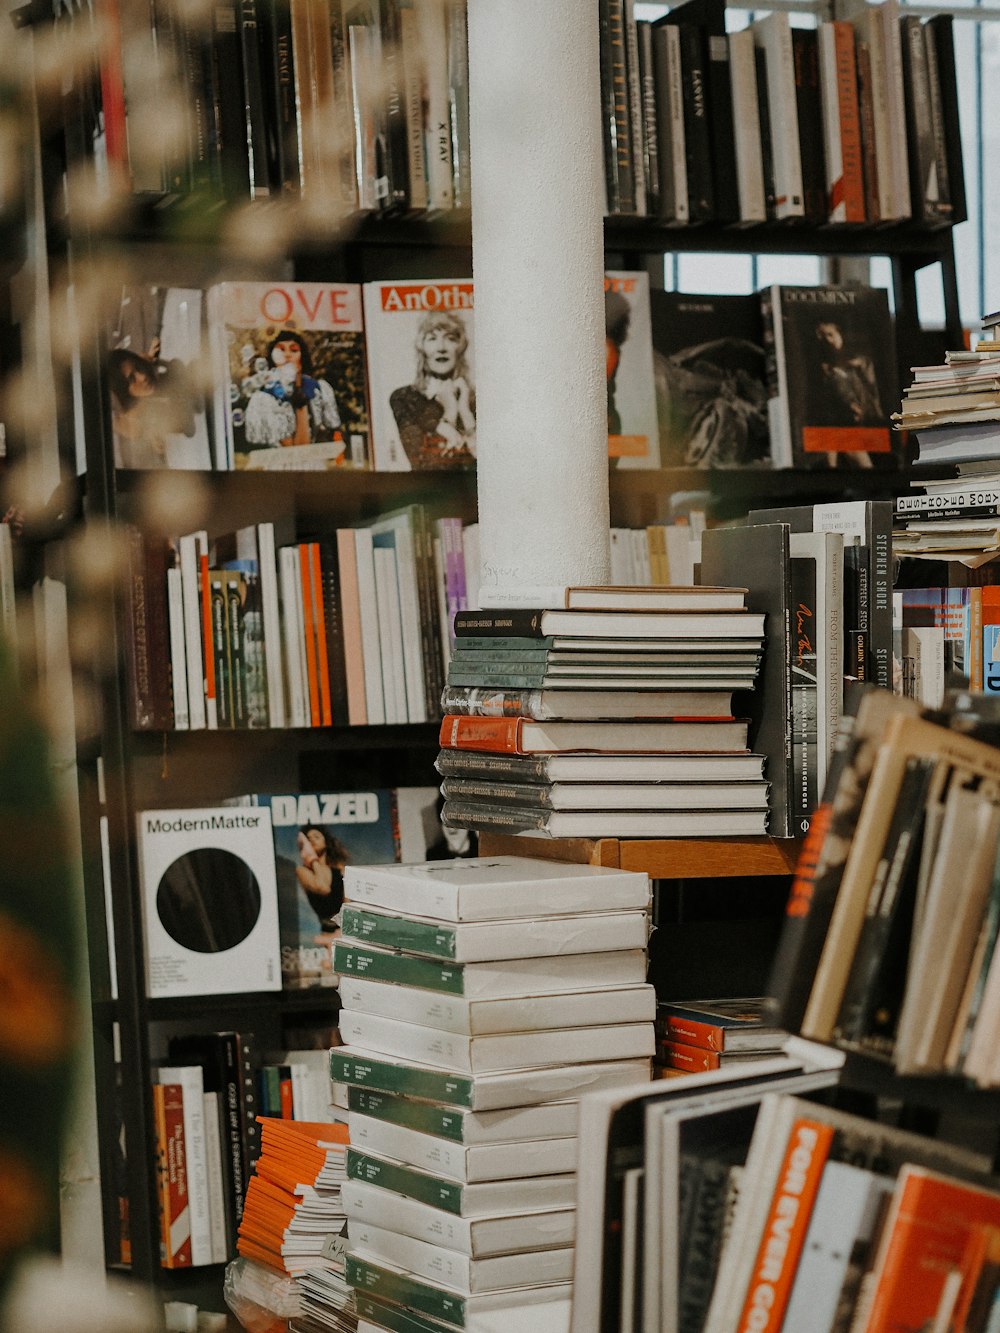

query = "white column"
[467,0,611,608]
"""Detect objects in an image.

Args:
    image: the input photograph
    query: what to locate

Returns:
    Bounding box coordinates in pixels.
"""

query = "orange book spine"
[309,543,333,726]
[298,545,321,727]
[154,1082,193,1269]
[659,1015,726,1052]
[970,586,984,690]
[833,22,866,222]
[658,1040,721,1072]
[279,1072,294,1120]
[439,714,522,754]
[736,1118,834,1333]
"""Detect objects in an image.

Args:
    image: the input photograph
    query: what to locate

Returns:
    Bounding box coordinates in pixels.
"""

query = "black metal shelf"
[128,720,442,756]
[837,1047,1000,1117]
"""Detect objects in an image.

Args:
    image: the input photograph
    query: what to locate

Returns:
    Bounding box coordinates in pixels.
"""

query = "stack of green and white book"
[330,855,656,1333]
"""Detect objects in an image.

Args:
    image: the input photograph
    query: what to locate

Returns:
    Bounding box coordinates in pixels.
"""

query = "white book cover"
[752,14,805,220]
[208,282,369,471]
[337,975,656,1035]
[106,286,213,470]
[353,527,386,726]
[157,1065,212,1266]
[606,271,659,469]
[879,0,911,221]
[369,508,427,722]
[165,566,189,731]
[201,1090,228,1263]
[416,0,454,210]
[278,546,309,728]
[363,279,477,472]
[137,806,281,997]
[729,29,767,223]
[664,25,689,223]
[255,523,286,728]
[349,1222,575,1294]
[177,532,206,730]
[347,1112,577,1182]
[817,23,846,224]
[338,1009,655,1074]
[344,855,649,922]
[340,1180,575,1257]
[373,544,408,724]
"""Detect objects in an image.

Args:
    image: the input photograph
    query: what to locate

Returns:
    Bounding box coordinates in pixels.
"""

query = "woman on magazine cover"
[243,329,342,450]
[390,310,476,468]
[295,824,349,936]
[107,341,198,469]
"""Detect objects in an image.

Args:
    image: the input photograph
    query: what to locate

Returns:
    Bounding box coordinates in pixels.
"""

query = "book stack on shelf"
[435,586,770,840]
[654,997,787,1076]
[328,855,656,1333]
[601,0,963,228]
[236,1117,355,1331]
[766,686,1000,1086]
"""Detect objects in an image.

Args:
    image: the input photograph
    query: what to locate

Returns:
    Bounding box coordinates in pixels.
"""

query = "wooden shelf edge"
[477,833,801,878]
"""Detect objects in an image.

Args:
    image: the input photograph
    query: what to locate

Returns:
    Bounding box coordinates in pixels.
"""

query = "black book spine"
[901,15,945,226]
[677,24,714,220]
[238,0,271,199]
[453,609,547,639]
[379,0,409,210]
[868,502,893,693]
[212,0,252,198]
[151,0,192,191]
[790,551,819,835]
[598,0,621,215]
[843,545,864,680]
[235,1030,261,1176]
[637,21,660,215]
[706,31,740,223]
[792,29,826,224]
[607,0,636,213]
[180,15,222,191]
[922,21,953,224]
[926,15,964,224]
[317,539,350,726]
[754,45,776,218]
[624,0,647,214]
[259,0,298,193]
[651,25,677,222]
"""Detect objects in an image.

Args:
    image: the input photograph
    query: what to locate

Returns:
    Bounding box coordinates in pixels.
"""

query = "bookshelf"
[10,0,979,1323]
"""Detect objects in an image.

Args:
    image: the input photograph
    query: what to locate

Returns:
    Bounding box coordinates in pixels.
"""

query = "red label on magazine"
[802,427,891,453]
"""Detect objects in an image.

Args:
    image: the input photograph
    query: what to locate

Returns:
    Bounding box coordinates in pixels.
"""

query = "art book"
[207,282,370,471]
[363,279,478,472]
[237,788,440,988]
[105,286,213,470]
[606,271,660,468]
[762,284,899,469]
[650,290,769,468]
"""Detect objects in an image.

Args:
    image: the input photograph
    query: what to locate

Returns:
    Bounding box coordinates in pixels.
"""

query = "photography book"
[207,281,370,471]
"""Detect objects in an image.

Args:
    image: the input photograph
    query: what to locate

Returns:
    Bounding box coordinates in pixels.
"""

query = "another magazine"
[208,282,370,471]
[606,271,660,469]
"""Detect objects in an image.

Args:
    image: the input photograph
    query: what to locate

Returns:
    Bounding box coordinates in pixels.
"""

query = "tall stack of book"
[236,1117,355,1330]
[435,586,768,840]
[330,855,656,1332]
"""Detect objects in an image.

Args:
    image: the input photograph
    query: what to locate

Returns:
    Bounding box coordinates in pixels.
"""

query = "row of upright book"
[101,276,906,478]
[602,0,965,227]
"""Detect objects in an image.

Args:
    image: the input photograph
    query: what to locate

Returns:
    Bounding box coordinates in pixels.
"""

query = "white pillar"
[467,0,611,609]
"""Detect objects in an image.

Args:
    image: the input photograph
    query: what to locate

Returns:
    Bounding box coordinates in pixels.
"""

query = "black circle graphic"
[156,847,262,954]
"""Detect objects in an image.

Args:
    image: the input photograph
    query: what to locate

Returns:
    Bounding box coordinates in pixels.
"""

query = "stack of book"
[330,855,656,1333]
[236,1117,354,1329]
[654,998,787,1075]
[436,586,769,840]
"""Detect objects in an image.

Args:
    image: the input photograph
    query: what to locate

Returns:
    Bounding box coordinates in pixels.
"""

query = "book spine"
[623,0,647,215]
[225,571,249,728]
[442,800,549,835]
[399,2,428,210]
[970,587,984,691]
[307,542,333,727]
[333,1053,473,1107]
[347,1146,466,1214]
[379,0,409,210]
[235,1031,261,1176]
[754,46,776,220]
[921,20,951,222]
[342,906,460,960]
[607,0,635,213]
[728,30,766,224]
[348,1087,467,1143]
[208,569,232,728]
[927,16,964,222]
[834,23,865,222]
[439,713,522,754]
[445,0,470,208]
[95,0,129,180]
[211,0,251,198]
[124,528,171,731]
[336,528,367,725]
[154,1082,193,1268]
[418,0,454,209]
[636,22,659,215]
[792,29,826,223]
[656,1014,727,1052]
[651,26,677,222]
[856,39,881,223]
[453,609,546,639]
[346,1254,468,1325]
[166,566,190,730]
[440,777,556,808]
[298,543,321,727]
[901,15,941,224]
[201,1091,228,1263]
[199,541,218,728]
[868,503,893,693]
[334,942,466,995]
[435,749,551,782]
[329,0,360,209]
[677,24,713,221]
[706,31,739,223]
[659,1040,722,1072]
[790,551,820,835]
[317,540,349,726]
[259,0,299,193]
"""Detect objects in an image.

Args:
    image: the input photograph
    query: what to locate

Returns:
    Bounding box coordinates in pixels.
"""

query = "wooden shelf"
[477,832,802,878]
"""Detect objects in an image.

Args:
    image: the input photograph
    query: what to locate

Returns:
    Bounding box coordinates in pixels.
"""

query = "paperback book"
[208,281,370,471]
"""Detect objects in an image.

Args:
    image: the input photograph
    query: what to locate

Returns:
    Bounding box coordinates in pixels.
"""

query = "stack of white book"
[330,855,656,1333]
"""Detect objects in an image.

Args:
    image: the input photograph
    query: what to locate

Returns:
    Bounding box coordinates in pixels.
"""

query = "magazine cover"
[248,787,443,988]
[766,284,899,469]
[208,282,369,472]
[606,271,660,469]
[363,280,477,471]
[106,286,213,470]
[649,291,770,468]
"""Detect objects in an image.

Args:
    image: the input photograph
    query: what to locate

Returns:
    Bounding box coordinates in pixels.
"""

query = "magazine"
[606,271,660,469]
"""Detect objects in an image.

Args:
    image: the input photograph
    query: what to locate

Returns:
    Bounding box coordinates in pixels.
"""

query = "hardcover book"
[363,279,477,471]
[207,281,369,471]
[106,286,213,470]
[761,284,898,470]
[650,290,769,469]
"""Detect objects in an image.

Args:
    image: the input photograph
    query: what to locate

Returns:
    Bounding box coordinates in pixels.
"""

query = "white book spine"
[178,533,207,730]
[866,10,895,220]
[817,23,846,223]
[372,522,426,723]
[433,534,453,675]
[766,285,793,468]
[278,546,308,728]
[158,1066,212,1266]
[463,524,480,611]
[417,0,454,209]
[256,523,286,728]
[665,26,689,223]
[201,1091,228,1264]
[348,1112,578,1183]
[100,815,118,1001]
[206,287,234,470]
[754,14,805,220]
[353,527,386,725]
[729,30,767,223]
[165,566,189,730]
[879,0,911,219]
[349,1222,574,1294]
[373,545,409,724]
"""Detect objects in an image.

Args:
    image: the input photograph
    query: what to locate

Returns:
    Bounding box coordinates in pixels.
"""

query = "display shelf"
[476,832,802,878]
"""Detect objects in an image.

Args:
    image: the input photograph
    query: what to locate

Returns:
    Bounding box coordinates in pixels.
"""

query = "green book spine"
[449,648,555,663]
[451,635,555,652]
[341,907,458,960]
[331,1052,474,1108]
[347,1087,466,1143]
[354,1293,459,1333]
[333,943,466,995]
[345,1148,465,1214]
[446,672,550,688]
[347,1255,467,1326]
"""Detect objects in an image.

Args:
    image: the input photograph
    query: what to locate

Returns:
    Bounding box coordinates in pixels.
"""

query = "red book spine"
[309,543,333,727]
[200,552,216,717]
[154,1082,193,1268]
[439,714,523,754]
[833,22,866,222]
[299,545,321,727]
[659,1039,721,1072]
[659,1015,726,1053]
